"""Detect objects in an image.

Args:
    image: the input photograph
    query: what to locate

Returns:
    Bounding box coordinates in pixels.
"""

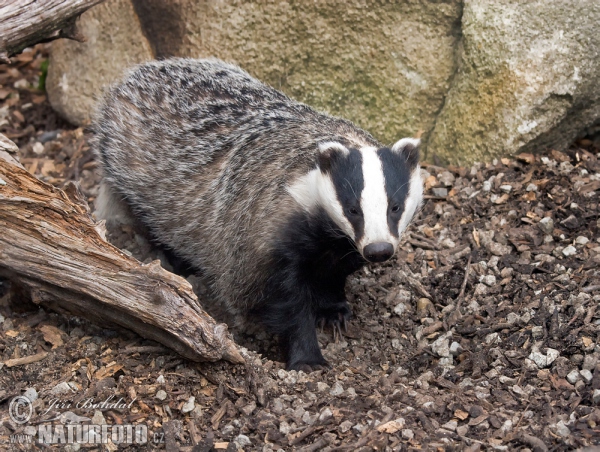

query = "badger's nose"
[363,242,394,263]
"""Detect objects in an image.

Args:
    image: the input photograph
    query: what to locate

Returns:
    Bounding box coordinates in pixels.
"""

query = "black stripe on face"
[377,147,412,237]
[329,148,365,242]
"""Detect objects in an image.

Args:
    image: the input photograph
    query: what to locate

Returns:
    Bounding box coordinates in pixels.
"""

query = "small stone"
[562,245,577,257]
[488,242,512,256]
[566,370,580,384]
[575,236,589,246]
[593,389,600,404]
[156,375,166,384]
[474,283,489,296]
[23,388,38,402]
[442,420,458,431]
[528,348,559,369]
[32,142,44,155]
[317,382,330,392]
[560,215,580,229]
[531,326,544,339]
[499,184,512,193]
[432,187,448,197]
[580,369,593,383]
[319,407,333,422]
[554,420,570,438]
[456,425,469,436]
[440,238,456,249]
[155,389,167,401]
[526,183,538,192]
[240,401,256,416]
[277,369,287,379]
[449,342,463,356]
[279,421,291,435]
[91,410,106,425]
[538,217,554,234]
[330,382,344,396]
[438,171,455,186]
[234,434,252,447]
[51,382,75,395]
[479,274,497,286]
[402,429,414,440]
[393,302,407,316]
[583,355,597,370]
[339,420,353,433]
[431,335,450,357]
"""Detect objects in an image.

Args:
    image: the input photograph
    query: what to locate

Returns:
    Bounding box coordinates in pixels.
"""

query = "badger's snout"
[363,242,394,263]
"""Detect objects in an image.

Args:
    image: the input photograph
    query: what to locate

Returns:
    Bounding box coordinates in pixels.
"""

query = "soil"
[1,45,600,452]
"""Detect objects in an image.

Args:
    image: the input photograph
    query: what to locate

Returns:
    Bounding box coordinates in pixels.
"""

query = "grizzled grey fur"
[94,58,422,371]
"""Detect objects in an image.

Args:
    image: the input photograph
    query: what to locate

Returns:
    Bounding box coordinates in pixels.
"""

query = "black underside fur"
[250,207,366,371]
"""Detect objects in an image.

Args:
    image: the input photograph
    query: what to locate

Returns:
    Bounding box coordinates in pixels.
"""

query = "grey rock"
[562,245,577,257]
[538,217,554,234]
[234,434,252,447]
[181,396,196,414]
[432,187,449,197]
[23,388,38,402]
[428,0,600,165]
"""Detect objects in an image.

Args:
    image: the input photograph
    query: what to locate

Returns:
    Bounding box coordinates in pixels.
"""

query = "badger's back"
[94,58,379,308]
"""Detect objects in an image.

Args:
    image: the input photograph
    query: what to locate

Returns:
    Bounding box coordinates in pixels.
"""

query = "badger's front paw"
[316,301,352,341]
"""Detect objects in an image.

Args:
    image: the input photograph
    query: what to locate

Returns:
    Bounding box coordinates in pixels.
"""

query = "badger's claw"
[316,301,352,342]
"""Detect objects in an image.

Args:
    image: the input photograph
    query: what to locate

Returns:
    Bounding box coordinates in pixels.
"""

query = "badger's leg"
[316,299,352,335]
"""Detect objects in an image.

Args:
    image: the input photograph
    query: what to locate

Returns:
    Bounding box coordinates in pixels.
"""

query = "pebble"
[488,242,512,256]
[339,420,353,433]
[279,421,291,435]
[538,217,554,234]
[180,396,195,414]
[438,171,455,186]
[499,184,512,193]
[583,355,597,370]
[319,407,333,422]
[51,382,76,395]
[234,434,252,447]
[330,382,344,396]
[32,142,44,155]
[482,180,492,192]
[432,187,448,197]
[554,420,570,438]
[39,130,60,143]
[562,245,577,257]
[449,342,463,356]
[431,335,450,357]
[23,388,38,402]
[317,382,330,392]
[531,326,544,339]
[528,348,560,369]
[156,375,166,384]
[575,236,589,246]
[526,183,538,192]
[155,389,167,401]
[579,369,593,383]
[91,410,106,425]
[593,389,600,404]
[402,429,414,440]
[566,370,580,384]
[442,420,458,431]
[393,302,407,316]
[456,425,469,436]
[479,274,496,286]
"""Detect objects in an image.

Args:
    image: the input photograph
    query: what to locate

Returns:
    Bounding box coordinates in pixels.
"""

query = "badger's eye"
[391,205,401,213]
[349,207,359,216]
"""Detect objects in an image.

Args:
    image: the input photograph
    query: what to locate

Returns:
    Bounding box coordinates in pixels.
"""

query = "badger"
[94,58,423,371]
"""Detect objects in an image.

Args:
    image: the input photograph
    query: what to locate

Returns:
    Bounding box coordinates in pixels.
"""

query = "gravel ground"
[1,45,600,452]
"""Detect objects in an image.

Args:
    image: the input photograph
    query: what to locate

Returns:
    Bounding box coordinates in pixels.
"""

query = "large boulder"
[426,0,600,165]
[46,0,153,125]
[46,0,600,163]
[47,0,462,143]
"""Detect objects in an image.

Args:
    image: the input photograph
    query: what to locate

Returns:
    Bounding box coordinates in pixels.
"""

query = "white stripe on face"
[359,147,394,250]
[397,166,423,236]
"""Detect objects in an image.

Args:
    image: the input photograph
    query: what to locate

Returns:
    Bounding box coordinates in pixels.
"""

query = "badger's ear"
[317,141,349,173]
[391,137,420,168]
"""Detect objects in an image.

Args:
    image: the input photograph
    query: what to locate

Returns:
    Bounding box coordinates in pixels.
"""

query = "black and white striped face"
[289,138,423,263]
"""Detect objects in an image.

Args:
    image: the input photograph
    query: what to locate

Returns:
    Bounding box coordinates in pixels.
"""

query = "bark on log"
[0,135,244,365]
[0,0,105,61]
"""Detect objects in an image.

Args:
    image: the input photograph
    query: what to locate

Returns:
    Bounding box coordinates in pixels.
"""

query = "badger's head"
[289,138,423,263]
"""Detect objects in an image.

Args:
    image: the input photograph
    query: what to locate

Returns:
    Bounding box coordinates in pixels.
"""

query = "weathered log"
[0,0,105,61]
[0,135,244,365]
